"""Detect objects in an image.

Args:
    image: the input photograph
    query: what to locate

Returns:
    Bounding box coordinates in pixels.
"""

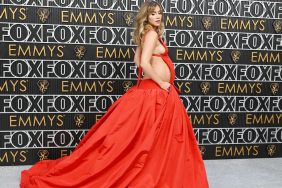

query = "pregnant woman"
[20,1,209,187]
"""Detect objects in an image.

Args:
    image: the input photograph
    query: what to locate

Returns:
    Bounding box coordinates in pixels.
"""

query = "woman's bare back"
[141,39,171,82]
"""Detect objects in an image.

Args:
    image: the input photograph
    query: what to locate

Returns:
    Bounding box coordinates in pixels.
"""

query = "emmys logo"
[273,20,282,33]
[123,12,135,26]
[122,81,133,92]
[267,145,276,157]
[74,114,85,127]
[37,8,50,23]
[270,83,279,95]
[200,82,210,94]
[199,146,206,156]
[231,50,241,63]
[74,45,87,59]
[37,150,49,160]
[202,17,212,30]
[228,114,237,125]
[37,80,49,93]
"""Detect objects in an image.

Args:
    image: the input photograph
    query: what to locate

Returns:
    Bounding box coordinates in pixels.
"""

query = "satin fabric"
[20,38,209,188]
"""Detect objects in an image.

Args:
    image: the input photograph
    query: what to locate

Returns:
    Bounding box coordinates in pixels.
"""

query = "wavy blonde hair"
[133,1,164,46]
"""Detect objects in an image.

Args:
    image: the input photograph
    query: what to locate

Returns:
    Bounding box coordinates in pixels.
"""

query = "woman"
[20,1,209,187]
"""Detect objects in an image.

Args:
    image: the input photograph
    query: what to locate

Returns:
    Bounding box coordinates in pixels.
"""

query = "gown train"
[20,38,209,188]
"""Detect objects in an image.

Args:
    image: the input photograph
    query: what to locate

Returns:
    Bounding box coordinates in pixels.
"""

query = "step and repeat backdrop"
[0,0,282,165]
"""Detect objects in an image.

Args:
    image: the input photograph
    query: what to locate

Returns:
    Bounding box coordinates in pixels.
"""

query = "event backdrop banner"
[0,0,282,166]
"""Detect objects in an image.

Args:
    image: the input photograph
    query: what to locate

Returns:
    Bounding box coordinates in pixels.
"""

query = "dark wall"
[0,0,282,165]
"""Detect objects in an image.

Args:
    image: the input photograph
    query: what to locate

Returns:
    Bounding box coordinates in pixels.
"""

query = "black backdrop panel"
[0,0,282,165]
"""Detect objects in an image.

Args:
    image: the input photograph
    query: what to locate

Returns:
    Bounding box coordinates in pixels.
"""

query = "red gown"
[20,38,209,188]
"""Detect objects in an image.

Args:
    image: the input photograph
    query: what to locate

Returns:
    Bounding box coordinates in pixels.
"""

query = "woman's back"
[135,30,171,83]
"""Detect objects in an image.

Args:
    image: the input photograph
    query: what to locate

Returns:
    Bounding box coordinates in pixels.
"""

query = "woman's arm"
[139,30,164,86]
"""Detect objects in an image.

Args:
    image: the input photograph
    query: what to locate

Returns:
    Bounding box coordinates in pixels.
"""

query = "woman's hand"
[159,81,171,92]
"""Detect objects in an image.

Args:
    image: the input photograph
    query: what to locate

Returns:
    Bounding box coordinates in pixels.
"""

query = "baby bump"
[142,58,171,82]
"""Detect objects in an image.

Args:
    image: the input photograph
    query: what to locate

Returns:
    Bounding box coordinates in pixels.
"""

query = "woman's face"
[147,6,162,28]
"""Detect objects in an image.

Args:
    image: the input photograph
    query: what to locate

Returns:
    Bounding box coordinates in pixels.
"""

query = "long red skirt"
[20,79,209,188]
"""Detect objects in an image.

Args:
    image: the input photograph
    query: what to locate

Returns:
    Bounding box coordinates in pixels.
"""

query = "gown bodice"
[137,38,180,94]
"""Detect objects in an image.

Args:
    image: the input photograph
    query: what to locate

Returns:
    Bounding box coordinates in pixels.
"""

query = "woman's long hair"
[133,1,164,46]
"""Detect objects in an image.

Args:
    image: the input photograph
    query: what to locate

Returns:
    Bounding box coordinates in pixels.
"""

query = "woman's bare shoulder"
[141,29,158,47]
[145,29,158,38]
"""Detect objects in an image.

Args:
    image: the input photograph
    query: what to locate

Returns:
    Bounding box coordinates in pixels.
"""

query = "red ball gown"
[20,38,209,188]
